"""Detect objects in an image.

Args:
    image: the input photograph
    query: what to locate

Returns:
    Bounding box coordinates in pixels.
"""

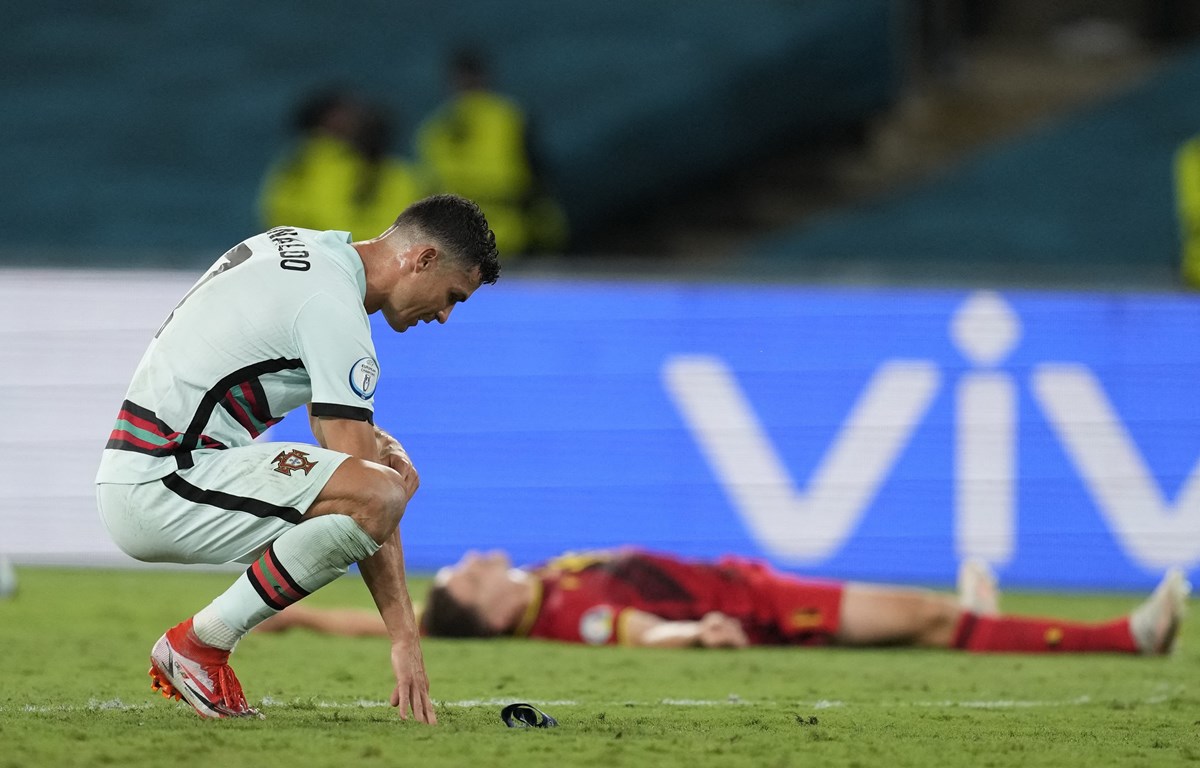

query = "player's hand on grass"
[389,639,437,724]
[697,611,749,648]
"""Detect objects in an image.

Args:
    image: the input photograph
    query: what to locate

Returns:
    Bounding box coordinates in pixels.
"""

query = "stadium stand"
[0,1,898,266]
[744,45,1200,289]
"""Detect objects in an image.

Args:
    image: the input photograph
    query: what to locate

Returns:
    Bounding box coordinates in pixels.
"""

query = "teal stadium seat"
[746,47,1200,287]
[0,1,897,264]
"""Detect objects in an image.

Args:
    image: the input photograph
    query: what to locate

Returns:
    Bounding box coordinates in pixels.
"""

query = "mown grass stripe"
[3,693,1179,714]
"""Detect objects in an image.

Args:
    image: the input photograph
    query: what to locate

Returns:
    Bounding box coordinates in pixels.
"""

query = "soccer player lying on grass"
[257,548,1191,654]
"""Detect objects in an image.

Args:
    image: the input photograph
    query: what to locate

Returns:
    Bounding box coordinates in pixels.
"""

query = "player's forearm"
[623,610,749,648]
[314,416,378,462]
[358,529,420,644]
[307,405,327,446]
[634,621,706,648]
[618,608,702,648]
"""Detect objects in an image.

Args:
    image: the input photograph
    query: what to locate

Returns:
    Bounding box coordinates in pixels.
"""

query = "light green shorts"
[96,442,350,565]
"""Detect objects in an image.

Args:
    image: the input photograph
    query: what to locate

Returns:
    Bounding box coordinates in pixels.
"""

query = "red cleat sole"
[149,665,182,701]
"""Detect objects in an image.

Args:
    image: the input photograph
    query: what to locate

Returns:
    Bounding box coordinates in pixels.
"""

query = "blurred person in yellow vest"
[416,48,568,257]
[348,105,428,236]
[1174,133,1200,288]
[259,90,426,238]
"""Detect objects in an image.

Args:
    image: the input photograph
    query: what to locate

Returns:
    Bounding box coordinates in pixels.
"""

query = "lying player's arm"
[620,609,749,648]
[256,604,388,637]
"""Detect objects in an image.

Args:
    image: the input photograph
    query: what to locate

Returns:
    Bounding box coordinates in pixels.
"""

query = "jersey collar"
[511,577,544,638]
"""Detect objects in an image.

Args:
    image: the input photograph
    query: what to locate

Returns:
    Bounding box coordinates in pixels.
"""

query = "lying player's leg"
[838,568,1190,655]
[950,568,1190,655]
[836,584,962,647]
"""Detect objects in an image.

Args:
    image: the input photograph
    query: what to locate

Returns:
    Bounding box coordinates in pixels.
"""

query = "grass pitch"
[0,567,1195,768]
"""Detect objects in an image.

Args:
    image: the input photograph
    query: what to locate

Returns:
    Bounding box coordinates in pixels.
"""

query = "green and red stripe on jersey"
[219,378,282,439]
[107,400,226,456]
[247,545,310,610]
[172,358,304,471]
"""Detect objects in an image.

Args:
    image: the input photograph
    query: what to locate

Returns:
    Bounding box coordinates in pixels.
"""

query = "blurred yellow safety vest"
[417,91,536,255]
[1174,134,1200,288]
[259,134,425,239]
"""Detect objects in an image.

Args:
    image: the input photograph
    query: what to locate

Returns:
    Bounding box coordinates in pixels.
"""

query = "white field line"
[1,690,1183,714]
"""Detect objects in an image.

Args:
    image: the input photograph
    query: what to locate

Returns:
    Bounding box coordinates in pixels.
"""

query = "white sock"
[193,514,380,650]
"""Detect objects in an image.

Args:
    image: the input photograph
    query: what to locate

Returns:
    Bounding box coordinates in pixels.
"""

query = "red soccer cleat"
[148,618,263,719]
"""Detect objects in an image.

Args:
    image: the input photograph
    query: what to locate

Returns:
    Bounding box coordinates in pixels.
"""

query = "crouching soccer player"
[94,195,500,721]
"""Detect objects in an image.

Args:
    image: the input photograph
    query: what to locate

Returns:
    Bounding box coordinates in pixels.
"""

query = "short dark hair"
[394,194,501,285]
[420,583,501,638]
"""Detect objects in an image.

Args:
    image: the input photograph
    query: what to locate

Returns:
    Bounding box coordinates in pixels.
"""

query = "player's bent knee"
[358,467,410,543]
[314,459,411,544]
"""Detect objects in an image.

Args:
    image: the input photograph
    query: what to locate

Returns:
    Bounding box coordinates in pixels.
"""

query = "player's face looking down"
[381,248,481,333]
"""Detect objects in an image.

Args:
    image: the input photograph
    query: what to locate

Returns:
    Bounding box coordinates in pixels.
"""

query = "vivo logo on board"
[663,291,1200,572]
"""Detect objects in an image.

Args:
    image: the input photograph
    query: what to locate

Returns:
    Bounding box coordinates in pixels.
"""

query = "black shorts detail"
[161,472,304,525]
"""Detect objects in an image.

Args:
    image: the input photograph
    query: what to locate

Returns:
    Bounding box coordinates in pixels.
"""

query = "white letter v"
[1033,364,1200,570]
[662,355,940,563]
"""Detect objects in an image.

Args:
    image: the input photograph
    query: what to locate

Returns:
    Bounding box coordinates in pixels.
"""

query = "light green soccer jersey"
[96,228,379,484]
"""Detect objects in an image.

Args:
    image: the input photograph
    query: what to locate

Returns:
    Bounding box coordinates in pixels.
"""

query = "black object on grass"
[501,702,558,728]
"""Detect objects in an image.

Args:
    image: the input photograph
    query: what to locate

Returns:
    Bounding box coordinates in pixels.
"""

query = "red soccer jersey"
[515,549,844,646]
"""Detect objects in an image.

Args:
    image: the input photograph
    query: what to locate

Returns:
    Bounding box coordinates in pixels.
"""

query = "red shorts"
[719,556,845,645]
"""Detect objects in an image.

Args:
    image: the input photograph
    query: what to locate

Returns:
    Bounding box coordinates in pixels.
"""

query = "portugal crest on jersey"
[271,449,318,476]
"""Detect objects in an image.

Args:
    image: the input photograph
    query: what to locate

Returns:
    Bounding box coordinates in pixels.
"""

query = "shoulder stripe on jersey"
[219,378,283,439]
[161,472,303,524]
[245,378,274,424]
[181,358,305,452]
[309,402,374,423]
[118,400,176,435]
